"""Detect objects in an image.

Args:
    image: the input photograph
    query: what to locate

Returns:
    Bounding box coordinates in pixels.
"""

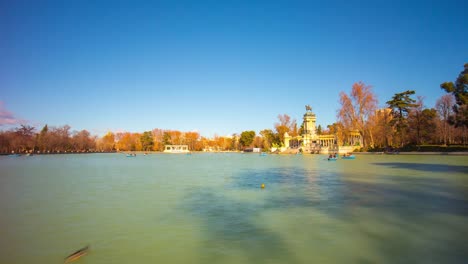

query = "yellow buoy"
[261,183,265,189]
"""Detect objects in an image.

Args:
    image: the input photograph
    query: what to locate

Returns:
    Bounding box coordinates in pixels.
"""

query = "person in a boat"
[329,154,333,159]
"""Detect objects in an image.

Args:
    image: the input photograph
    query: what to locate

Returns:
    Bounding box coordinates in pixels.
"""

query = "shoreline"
[354,151,468,156]
[2,151,468,156]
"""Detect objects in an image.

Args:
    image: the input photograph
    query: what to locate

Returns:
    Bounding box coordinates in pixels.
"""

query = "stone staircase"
[303,143,322,154]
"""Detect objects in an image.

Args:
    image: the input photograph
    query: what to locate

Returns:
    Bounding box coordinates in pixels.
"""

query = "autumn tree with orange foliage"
[370,109,393,147]
[150,129,164,151]
[338,82,378,149]
[115,132,142,151]
[97,132,115,151]
[323,122,344,146]
[252,136,264,149]
[212,135,232,151]
[185,131,201,151]
[72,130,96,151]
[260,129,277,150]
[275,114,297,144]
[168,130,183,145]
[140,131,154,151]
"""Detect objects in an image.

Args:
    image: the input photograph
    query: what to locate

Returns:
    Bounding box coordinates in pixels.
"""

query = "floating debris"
[64,245,89,263]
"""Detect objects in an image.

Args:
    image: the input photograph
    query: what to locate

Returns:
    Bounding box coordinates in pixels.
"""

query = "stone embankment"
[354,152,468,155]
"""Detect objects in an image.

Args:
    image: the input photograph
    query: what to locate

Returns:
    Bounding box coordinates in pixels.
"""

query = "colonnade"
[318,136,335,147]
[164,145,189,153]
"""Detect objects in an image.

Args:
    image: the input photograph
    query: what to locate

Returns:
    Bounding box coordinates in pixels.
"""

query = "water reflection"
[2,154,467,263]
[183,189,299,264]
[372,162,468,173]
[182,164,468,263]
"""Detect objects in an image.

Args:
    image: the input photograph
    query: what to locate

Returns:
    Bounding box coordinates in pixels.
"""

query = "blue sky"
[1,0,467,137]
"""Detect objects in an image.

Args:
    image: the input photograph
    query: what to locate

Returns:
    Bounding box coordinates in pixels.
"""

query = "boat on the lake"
[342,154,356,160]
[327,154,338,161]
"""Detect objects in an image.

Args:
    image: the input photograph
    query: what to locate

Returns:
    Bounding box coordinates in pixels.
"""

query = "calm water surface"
[1,153,467,263]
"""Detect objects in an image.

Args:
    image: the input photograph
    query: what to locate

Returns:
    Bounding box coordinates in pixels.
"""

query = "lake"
[1,153,467,263]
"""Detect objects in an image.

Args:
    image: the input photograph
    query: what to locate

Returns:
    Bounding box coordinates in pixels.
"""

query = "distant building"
[283,106,362,154]
[164,145,189,153]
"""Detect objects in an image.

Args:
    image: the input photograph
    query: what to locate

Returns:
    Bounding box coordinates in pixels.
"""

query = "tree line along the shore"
[1,63,467,154]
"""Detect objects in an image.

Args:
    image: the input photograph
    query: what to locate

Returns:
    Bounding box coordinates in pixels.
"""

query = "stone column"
[284,132,291,148]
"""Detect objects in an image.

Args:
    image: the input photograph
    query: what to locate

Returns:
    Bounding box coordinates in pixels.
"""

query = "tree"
[338,81,378,149]
[239,131,255,149]
[115,132,138,151]
[151,128,165,151]
[162,131,172,146]
[49,125,72,152]
[372,108,393,147]
[72,130,95,151]
[407,96,425,145]
[440,63,468,128]
[252,136,263,149]
[386,90,418,146]
[316,125,322,135]
[231,133,240,150]
[37,125,50,152]
[140,131,154,151]
[407,97,437,145]
[274,114,296,143]
[0,131,11,153]
[213,135,224,151]
[168,130,183,145]
[260,129,277,150]
[298,123,304,136]
[419,109,437,144]
[218,136,233,151]
[14,124,35,152]
[326,122,346,146]
[0,124,102,153]
[435,94,455,145]
[133,133,143,151]
[185,131,200,151]
[98,132,115,151]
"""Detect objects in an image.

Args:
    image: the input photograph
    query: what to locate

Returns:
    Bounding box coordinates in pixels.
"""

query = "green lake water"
[1,153,467,263]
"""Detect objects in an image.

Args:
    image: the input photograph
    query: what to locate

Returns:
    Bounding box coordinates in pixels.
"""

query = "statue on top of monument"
[305,105,312,112]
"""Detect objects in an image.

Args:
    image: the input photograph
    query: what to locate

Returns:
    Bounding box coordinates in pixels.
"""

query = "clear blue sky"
[1,0,467,137]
